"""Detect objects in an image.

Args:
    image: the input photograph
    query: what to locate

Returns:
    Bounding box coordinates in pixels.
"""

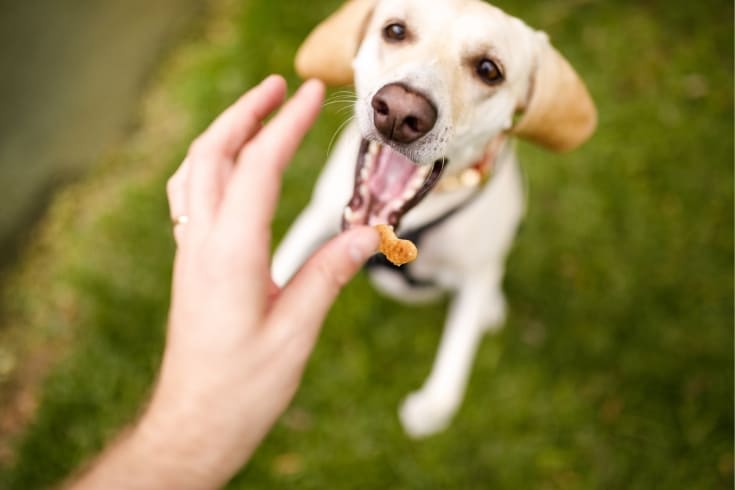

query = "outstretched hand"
[70,75,378,490]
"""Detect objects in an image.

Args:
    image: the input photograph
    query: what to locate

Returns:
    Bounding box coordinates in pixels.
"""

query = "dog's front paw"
[399,389,458,438]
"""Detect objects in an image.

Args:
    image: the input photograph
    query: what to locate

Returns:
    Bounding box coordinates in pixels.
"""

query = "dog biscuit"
[375,224,418,266]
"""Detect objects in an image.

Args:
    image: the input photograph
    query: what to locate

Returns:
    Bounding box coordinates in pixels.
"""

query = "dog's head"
[296,0,596,228]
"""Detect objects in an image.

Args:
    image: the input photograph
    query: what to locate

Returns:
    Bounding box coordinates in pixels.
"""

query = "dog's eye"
[476,59,504,85]
[383,22,407,42]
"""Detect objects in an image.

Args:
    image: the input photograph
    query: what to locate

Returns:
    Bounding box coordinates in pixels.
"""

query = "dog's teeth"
[360,165,370,180]
[410,173,425,190]
[344,206,366,224]
[364,144,379,172]
[359,183,369,197]
[402,188,416,200]
[364,155,374,172]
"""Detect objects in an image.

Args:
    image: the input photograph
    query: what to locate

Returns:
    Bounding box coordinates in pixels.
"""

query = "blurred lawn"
[0,0,732,488]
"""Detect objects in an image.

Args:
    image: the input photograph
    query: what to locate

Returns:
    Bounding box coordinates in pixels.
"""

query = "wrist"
[66,418,221,490]
[130,403,232,490]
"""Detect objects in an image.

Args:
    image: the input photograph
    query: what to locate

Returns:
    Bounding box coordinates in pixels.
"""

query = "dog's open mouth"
[342,140,446,230]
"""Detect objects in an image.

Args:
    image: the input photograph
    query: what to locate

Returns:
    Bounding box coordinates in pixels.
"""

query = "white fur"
[273,0,543,437]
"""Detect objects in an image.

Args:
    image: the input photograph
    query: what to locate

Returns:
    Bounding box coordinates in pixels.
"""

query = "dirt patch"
[0,344,59,466]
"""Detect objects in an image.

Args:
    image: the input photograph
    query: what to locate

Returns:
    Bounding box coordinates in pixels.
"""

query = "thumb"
[268,226,378,339]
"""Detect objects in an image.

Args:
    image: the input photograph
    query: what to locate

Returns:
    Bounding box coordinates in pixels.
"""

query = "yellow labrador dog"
[273,0,596,437]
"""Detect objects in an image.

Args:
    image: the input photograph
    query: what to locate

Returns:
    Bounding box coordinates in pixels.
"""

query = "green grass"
[0,0,732,488]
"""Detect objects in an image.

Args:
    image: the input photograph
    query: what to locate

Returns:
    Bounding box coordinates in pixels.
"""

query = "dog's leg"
[272,203,337,286]
[399,270,505,437]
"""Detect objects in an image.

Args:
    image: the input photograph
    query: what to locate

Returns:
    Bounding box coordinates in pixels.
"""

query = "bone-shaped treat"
[375,224,418,266]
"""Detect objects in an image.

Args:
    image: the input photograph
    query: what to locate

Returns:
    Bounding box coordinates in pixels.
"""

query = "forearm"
[65,416,226,490]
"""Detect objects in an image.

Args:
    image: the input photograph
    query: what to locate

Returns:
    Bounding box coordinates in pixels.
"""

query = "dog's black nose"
[371,83,437,144]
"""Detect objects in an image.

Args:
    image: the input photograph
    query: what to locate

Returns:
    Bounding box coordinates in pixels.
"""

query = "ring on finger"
[172,215,190,227]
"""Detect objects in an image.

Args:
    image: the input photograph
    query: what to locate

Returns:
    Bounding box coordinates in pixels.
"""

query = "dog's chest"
[373,154,525,290]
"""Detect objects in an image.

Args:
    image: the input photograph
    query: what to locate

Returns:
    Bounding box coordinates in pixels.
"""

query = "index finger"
[218,79,325,239]
[183,75,288,238]
[188,75,287,160]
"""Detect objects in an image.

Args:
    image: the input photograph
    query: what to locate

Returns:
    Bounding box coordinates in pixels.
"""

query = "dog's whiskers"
[329,90,357,97]
[335,104,356,115]
[326,115,356,158]
[323,92,358,154]
[326,94,358,100]
[322,101,358,119]
[322,101,358,109]
[322,100,357,108]
[323,92,358,109]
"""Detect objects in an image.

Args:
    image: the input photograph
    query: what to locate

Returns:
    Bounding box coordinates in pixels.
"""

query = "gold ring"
[172,215,190,226]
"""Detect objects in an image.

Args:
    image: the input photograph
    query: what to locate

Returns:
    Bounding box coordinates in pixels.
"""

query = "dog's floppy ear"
[513,34,597,152]
[295,0,376,86]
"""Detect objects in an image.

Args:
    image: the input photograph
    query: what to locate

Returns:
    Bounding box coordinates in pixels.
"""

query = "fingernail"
[260,74,285,89]
[348,227,379,264]
[300,78,325,96]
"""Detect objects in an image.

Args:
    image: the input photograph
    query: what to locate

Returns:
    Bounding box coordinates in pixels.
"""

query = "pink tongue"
[369,146,418,202]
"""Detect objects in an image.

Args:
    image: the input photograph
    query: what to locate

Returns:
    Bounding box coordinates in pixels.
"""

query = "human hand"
[70,76,378,489]
[152,75,378,486]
